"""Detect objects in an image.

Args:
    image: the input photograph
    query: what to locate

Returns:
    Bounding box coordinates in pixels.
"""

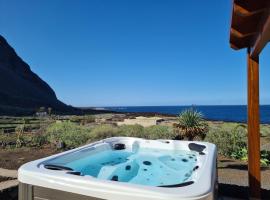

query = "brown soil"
[0,146,59,170]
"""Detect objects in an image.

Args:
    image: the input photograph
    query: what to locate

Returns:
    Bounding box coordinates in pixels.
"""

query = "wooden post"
[247,48,261,199]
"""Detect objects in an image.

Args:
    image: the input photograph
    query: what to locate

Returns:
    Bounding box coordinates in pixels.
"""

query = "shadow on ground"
[0,185,18,200]
[219,183,270,200]
[219,164,270,171]
[1,183,270,200]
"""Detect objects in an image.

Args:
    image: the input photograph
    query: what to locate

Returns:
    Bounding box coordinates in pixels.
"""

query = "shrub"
[231,147,270,167]
[0,133,17,147]
[29,134,48,147]
[90,124,119,140]
[144,125,176,140]
[260,125,270,137]
[205,125,247,158]
[175,108,208,140]
[231,147,248,160]
[70,115,95,125]
[89,124,175,141]
[46,121,91,149]
[118,124,145,138]
[261,150,270,167]
[81,115,95,124]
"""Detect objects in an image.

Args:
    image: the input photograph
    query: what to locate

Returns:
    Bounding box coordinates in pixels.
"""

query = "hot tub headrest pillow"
[188,143,206,153]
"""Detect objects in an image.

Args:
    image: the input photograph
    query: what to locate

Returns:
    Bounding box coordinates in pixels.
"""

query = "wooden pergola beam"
[230,34,254,50]
[229,1,270,199]
[251,14,270,58]
[231,13,262,36]
[247,49,261,199]
[231,28,257,39]
[230,0,270,50]
[234,4,266,17]
[234,0,268,13]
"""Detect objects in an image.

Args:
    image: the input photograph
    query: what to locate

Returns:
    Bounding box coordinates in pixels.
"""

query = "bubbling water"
[47,147,198,187]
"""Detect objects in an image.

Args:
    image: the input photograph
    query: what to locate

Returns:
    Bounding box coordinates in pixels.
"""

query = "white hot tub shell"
[18,137,218,200]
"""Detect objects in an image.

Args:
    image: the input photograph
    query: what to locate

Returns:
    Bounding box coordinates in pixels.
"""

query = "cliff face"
[0,35,72,115]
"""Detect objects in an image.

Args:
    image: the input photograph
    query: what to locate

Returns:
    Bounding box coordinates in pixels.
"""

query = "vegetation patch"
[70,115,95,125]
[46,121,92,149]
[90,124,120,140]
[205,124,270,166]
[0,114,269,167]
[118,124,145,138]
[144,125,176,140]
[205,125,247,158]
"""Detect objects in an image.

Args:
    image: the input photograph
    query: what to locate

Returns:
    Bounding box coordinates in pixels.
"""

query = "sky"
[1,0,270,107]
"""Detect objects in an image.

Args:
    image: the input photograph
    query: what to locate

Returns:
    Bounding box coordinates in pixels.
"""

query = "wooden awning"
[229,1,270,199]
[230,0,270,57]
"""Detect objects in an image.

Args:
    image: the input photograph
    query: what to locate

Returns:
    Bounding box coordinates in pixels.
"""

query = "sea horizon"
[86,105,270,124]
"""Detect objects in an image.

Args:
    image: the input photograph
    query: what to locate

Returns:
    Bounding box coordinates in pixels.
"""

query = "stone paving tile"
[0,168,17,178]
[0,180,18,191]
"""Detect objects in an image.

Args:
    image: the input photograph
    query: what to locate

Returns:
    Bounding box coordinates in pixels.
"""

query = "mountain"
[0,35,81,115]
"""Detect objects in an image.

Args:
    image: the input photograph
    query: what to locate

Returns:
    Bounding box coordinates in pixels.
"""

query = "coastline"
[104,105,270,124]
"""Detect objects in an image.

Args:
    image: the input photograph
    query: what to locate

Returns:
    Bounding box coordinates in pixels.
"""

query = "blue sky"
[1,0,270,107]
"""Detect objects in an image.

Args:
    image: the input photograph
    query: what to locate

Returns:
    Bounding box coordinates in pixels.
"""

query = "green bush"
[0,133,17,147]
[261,150,270,167]
[70,115,95,125]
[118,124,145,138]
[29,134,47,147]
[260,125,270,137]
[230,147,270,167]
[46,121,91,149]
[82,115,95,124]
[205,125,247,158]
[144,125,176,140]
[88,124,175,141]
[231,147,248,160]
[90,124,119,140]
[1,122,178,149]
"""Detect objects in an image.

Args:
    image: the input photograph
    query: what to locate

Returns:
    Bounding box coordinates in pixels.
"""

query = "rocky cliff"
[0,35,76,115]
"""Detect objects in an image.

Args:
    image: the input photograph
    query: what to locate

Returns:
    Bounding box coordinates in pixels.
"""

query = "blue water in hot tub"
[47,148,197,187]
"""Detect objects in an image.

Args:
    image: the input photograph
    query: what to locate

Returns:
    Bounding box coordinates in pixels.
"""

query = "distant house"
[117,116,163,127]
[35,111,47,117]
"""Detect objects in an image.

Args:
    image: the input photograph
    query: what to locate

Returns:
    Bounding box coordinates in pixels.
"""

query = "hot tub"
[18,137,217,200]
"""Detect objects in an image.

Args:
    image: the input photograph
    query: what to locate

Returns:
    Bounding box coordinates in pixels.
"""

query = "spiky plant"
[175,108,208,141]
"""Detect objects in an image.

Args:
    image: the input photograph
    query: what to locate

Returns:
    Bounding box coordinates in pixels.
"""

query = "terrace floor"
[218,157,270,199]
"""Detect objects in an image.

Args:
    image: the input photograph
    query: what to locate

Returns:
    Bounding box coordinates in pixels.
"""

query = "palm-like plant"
[174,108,208,141]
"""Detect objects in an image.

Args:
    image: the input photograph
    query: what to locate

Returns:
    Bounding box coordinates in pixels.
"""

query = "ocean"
[105,105,270,124]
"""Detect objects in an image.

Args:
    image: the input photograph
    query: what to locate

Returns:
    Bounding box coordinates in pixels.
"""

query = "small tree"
[174,108,208,141]
[48,107,52,115]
